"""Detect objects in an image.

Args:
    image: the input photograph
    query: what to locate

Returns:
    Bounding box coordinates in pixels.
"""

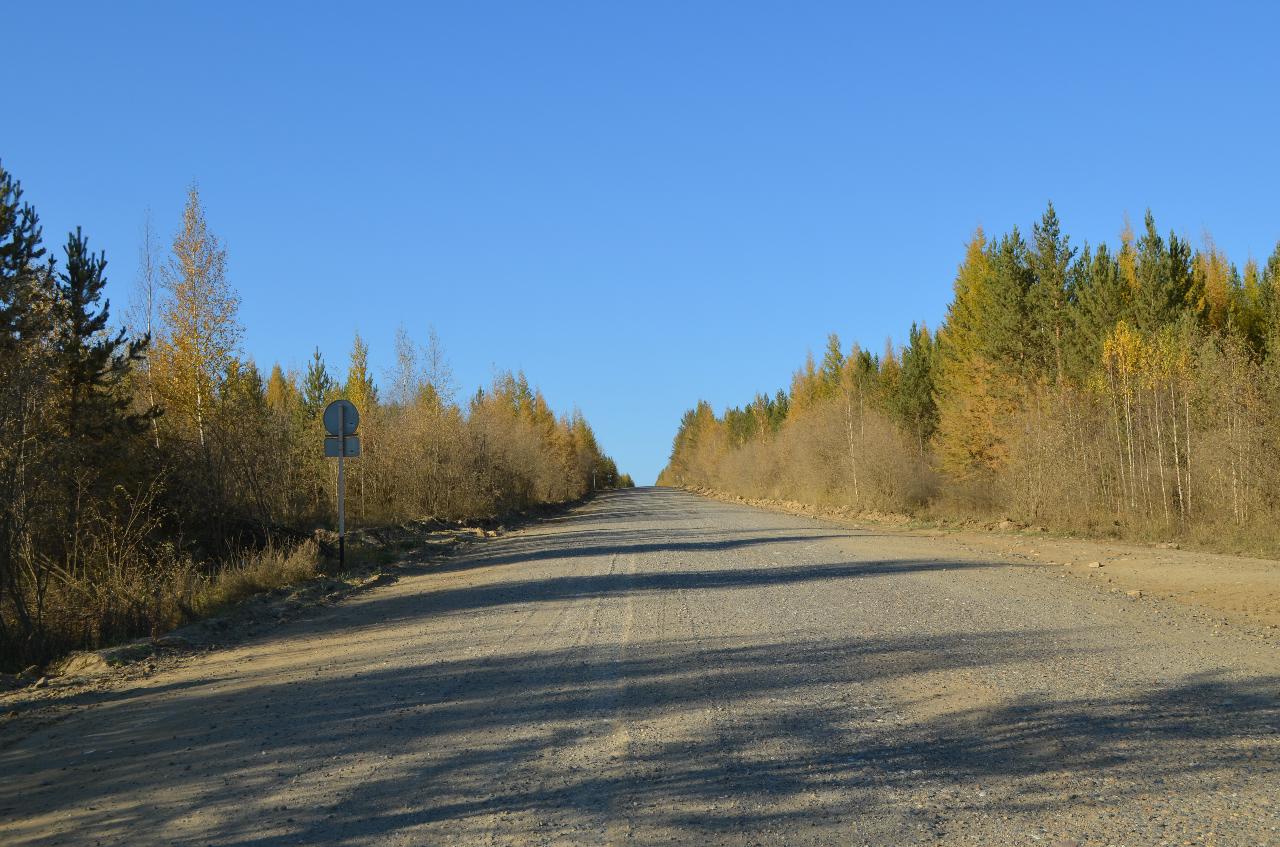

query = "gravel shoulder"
[693,487,1280,636]
[1,487,1276,846]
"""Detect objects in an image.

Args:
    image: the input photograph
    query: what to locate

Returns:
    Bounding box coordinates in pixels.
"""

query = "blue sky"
[7,2,1279,483]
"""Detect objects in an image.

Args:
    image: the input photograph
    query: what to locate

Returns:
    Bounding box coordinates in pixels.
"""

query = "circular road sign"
[323,399,360,436]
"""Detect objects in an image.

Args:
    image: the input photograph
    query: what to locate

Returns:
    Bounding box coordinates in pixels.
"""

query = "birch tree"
[154,186,241,452]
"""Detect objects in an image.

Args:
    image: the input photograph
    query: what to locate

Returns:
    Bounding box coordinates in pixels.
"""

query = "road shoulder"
[681,486,1280,641]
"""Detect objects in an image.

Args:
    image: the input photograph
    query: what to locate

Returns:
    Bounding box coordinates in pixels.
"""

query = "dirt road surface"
[2,488,1277,845]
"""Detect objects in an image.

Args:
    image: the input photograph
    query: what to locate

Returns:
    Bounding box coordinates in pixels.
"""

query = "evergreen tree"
[0,164,633,668]
[1027,202,1076,382]
[1131,210,1193,333]
[772,389,790,426]
[1236,259,1266,351]
[54,227,150,444]
[894,323,938,453]
[0,162,48,345]
[724,403,758,446]
[658,205,1280,584]
[302,346,335,416]
[0,163,53,655]
[1259,241,1280,354]
[983,228,1036,381]
[1066,242,1129,381]
[748,390,787,435]
[50,227,155,567]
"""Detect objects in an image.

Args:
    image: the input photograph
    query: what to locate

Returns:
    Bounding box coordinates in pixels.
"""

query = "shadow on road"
[4,630,1276,843]
[2,488,1276,844]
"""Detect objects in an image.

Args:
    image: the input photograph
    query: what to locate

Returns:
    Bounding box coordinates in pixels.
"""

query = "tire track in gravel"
[1,487,1277,846]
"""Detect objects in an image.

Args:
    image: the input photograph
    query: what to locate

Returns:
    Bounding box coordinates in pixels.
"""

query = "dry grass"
[3,536,325,672]
[189,539,321,618]
[665,378,1280,561]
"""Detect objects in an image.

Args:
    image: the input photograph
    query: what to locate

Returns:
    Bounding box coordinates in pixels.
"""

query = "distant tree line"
[661,203,1280,551]
[0,162,625,670]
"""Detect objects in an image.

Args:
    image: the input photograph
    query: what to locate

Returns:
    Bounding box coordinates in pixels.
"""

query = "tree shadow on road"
[420,518,916,580]
[3,623,1276,845]
[2,486,1276,844]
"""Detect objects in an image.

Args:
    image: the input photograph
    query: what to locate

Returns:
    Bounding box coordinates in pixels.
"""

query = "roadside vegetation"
[0,162,628,671]
[661,204,1280,554]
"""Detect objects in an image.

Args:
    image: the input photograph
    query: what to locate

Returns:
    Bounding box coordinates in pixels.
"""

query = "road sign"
[323,399,359,436]
[322,400,361,571]
[324,435,361,457]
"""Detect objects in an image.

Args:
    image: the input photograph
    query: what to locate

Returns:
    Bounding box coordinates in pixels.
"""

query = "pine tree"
[894,323,938,453]
[983,228,1036,381]
[1131,210,1193,333]
[0,162,54,653]
[0,162,48,345]
[1260,241,1280,355]
[51,227,154,565]
[1066,242,1129,381]
[1237,259,1266,351]
[302,346,335,416]
[1027,202,1076,382]
[724,403,758,446]
[772,389,790,427]
[1265,241,1280,299]
[54,227,150,444]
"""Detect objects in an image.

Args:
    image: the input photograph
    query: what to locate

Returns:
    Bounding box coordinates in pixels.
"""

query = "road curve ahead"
[2,487,1278,845]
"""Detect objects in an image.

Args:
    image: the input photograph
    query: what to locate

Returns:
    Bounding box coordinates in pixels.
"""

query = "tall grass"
[14,490,323,668]
[189,540,321,618]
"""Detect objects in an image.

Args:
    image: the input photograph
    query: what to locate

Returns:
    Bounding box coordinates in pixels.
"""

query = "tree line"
[661,203,1280,551]
[0,162,627,670]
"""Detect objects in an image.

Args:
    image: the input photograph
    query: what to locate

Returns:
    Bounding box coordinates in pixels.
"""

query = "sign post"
[322,399,361,570]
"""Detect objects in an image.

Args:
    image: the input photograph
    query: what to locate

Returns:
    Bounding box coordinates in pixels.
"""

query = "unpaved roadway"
[2,487,1277,845]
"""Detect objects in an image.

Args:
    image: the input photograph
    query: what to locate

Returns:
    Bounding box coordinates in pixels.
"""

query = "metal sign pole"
[338,402,346,570]
[322,398,359,571]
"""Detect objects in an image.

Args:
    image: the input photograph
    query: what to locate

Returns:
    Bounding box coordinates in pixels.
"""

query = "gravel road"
[2,487,1277,846]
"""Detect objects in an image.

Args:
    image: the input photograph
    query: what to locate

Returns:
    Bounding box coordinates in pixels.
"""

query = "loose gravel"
[1,487,1276,845]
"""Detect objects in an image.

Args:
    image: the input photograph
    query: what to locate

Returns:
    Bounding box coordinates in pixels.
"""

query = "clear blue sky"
[8,2,1279,483]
